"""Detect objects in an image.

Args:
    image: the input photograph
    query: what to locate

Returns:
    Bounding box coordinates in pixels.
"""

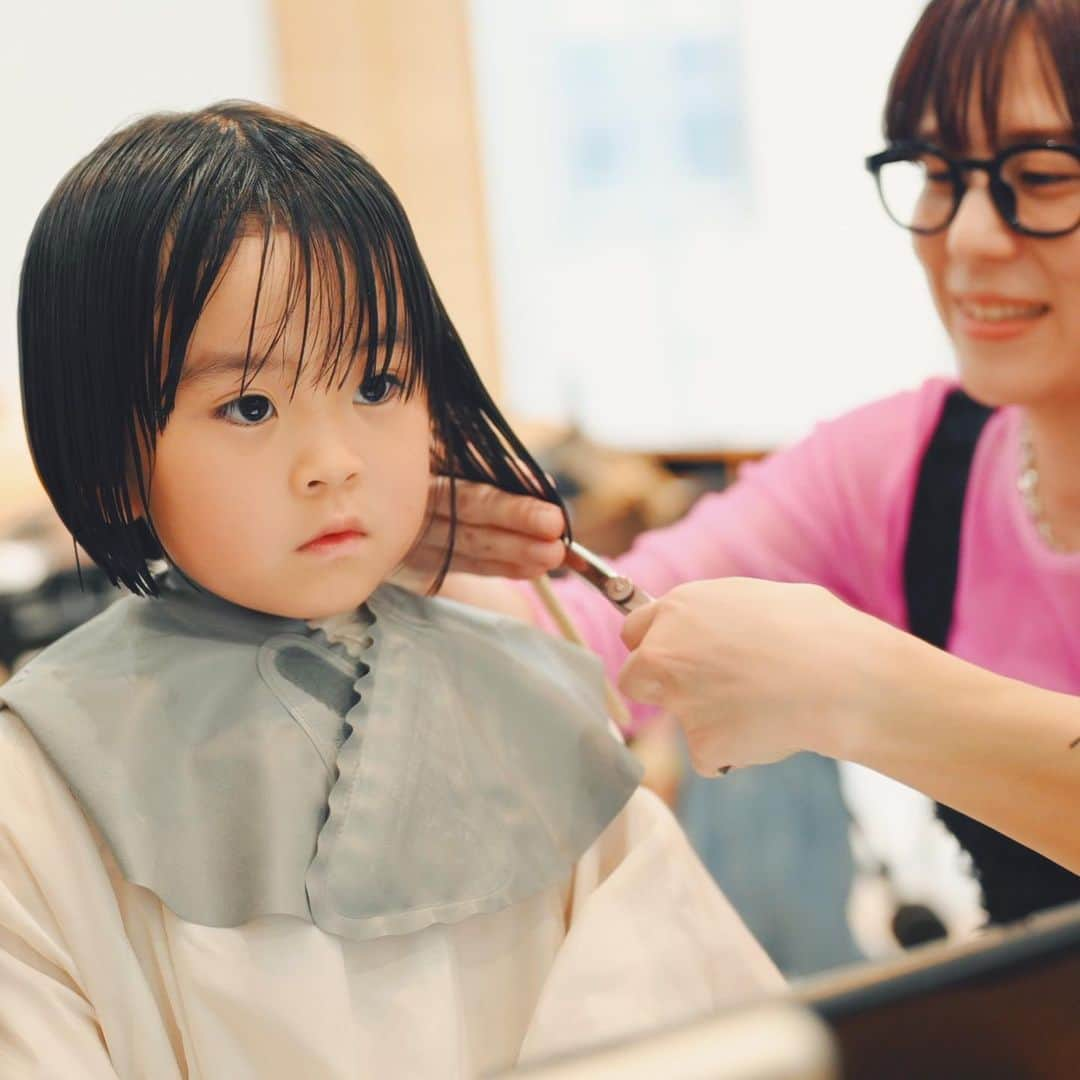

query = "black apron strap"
[904,388,994,649]
[903,387,1080,925]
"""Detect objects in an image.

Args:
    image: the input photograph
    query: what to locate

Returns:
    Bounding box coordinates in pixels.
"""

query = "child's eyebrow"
[179,352,253,387]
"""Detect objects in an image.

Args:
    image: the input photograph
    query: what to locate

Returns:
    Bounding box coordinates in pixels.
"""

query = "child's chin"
[295,583,380,622]
[218,561,384,621]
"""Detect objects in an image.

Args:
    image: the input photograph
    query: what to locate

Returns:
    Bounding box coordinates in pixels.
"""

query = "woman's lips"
[953,295,1050,342]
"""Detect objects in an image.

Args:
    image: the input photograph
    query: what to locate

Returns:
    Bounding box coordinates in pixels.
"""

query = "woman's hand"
[617,578,893,775]
[403,477,566,585]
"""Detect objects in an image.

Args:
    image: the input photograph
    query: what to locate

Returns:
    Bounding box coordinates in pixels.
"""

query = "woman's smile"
[952,292,1051,340]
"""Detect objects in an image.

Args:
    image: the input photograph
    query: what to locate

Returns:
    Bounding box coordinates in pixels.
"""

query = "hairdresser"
[407,0,1080,920]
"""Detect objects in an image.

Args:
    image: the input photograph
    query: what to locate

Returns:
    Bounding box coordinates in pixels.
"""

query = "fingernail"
[536,505,564,533]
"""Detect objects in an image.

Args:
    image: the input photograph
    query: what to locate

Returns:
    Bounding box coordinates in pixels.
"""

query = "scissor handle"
[604,576,653,614]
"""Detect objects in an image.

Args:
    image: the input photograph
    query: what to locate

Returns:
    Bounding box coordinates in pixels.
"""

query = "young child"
[0,102,779,1078]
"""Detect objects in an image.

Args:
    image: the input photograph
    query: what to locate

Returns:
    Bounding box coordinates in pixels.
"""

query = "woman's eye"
[354,373,404,406]
[1019,171,1073,189]
[217,394,276,425]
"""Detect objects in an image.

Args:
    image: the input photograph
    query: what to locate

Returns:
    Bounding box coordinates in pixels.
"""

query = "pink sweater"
[531,378,1080,729]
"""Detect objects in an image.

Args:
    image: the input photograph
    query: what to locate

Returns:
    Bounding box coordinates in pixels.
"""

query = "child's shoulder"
[15,589,151,662]
[6,588,274,689]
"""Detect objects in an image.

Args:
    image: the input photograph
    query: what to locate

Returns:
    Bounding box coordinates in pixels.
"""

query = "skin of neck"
[1023,398,1080,549]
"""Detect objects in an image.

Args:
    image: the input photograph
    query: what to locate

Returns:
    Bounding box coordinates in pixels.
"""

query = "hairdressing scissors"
[562,540,653,615]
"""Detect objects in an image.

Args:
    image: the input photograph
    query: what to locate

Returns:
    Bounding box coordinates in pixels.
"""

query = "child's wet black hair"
[18,101,566,595]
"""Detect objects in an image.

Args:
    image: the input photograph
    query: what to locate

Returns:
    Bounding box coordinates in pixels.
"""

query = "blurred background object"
[0,510,116,674]
[540,429,711,555]
[469,0,948,450]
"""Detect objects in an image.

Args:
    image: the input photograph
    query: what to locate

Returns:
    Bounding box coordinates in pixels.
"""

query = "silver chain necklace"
[1017,423,1069,552]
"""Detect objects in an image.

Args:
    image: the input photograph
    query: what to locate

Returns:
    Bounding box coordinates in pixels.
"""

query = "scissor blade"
[562,540,653,614]
[563,541,620,592]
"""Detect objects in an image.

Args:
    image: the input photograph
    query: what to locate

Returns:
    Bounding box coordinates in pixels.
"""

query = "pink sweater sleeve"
[523,380,954,731]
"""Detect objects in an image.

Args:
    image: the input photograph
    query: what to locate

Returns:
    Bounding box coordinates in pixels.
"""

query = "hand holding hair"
[404,476,566,584]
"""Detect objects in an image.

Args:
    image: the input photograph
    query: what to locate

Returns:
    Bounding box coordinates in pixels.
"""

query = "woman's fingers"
[410,527,565,578]
[619,598,660,651]
[616,632,667,705]
[419,517,566,564]
[408,478,567,578]
[616,579,830,771]
[432,478,566,539]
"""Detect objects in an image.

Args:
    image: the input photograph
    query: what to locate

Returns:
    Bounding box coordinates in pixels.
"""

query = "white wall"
[471,0,952,449]
[0,0,277,445]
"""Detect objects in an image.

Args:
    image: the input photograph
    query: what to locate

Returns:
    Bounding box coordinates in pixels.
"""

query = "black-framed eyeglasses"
[865,139,1080,238]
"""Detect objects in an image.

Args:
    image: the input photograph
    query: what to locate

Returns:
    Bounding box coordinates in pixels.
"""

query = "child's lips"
[298,523,368,553]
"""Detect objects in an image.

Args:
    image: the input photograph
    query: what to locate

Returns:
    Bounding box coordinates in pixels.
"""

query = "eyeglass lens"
[876,148,1080,235]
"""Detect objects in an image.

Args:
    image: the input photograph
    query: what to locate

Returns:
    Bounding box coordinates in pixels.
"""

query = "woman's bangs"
[885,1,1080,148]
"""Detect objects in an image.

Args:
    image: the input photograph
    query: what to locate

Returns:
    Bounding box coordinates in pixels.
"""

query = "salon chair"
[506,899,1080,1079]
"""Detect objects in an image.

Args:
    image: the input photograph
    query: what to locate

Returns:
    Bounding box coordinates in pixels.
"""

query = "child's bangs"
[278,224,426,397]
[884,1,1080,149]
[155,197,433,421]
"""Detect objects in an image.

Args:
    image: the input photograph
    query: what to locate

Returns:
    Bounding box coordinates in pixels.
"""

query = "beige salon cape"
[0,707,780,1078]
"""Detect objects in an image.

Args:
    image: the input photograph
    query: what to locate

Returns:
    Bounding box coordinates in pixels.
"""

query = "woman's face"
[914,26,1080,410]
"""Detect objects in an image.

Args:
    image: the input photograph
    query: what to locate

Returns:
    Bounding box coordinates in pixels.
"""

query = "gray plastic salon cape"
[0,573,642,942]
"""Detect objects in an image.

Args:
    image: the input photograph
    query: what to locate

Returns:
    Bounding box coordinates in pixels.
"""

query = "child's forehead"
[210,231,393,325]
[184,230,398,372]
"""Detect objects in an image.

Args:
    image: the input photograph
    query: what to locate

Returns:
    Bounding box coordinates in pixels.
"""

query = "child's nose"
[292,437,363,493]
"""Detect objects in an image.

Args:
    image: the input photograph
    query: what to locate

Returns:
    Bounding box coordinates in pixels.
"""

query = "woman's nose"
[945,175,1019,261]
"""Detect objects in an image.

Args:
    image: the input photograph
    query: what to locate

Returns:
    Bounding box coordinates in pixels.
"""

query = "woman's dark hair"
[18,101,565,596]
[884,0,1080,148]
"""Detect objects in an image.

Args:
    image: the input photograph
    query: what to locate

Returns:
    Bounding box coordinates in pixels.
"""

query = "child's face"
[145,233,433,620]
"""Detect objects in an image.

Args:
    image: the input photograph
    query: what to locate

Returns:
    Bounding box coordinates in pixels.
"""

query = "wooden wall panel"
[272,0,502,397]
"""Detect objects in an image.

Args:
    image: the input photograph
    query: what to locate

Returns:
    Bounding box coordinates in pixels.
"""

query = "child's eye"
[217,394,276,426]
[354,373,404,406]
